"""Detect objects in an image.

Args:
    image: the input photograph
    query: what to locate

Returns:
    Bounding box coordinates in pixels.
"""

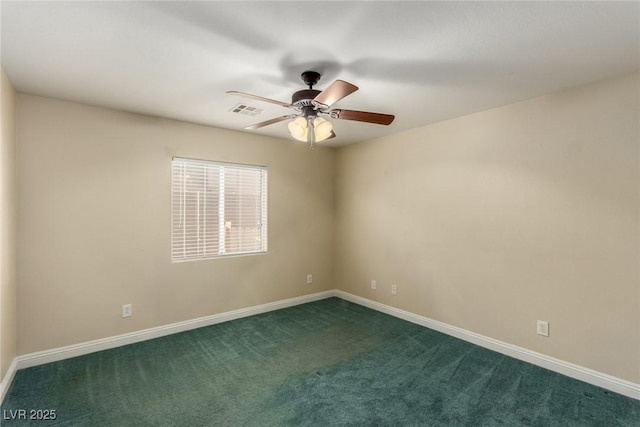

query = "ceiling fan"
[227,71,395,147]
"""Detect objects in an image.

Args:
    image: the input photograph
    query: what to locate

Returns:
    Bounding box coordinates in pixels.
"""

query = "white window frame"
[171,157,268,262]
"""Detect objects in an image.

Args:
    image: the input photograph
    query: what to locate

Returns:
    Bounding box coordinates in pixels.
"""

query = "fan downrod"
[301,71,321,89]
[292,71,322,105]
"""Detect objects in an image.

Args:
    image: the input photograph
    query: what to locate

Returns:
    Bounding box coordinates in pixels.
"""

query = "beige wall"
[1,69,18,381]
[335,73,640,383]
[16,95,334,354]
[13,73,640,385]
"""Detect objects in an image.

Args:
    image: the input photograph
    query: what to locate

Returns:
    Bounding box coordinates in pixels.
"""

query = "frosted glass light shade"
[313,117,333,141]
[288,117,307,140]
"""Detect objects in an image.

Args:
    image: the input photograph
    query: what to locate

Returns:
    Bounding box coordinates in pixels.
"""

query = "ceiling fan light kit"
[288,117,333,144]
[227,71,395,148]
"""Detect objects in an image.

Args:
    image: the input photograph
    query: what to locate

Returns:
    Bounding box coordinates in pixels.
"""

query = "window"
[171,157,267,261]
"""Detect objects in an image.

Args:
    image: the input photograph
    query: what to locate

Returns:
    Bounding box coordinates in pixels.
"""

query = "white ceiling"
[2,1,638,147]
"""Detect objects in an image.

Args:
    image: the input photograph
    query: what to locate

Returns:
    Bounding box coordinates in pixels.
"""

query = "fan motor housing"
[291,89,321,105]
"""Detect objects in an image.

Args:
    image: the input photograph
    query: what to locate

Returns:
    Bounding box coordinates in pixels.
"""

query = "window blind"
[171,157,267,261]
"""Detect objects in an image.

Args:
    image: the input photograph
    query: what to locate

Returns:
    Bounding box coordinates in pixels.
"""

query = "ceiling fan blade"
[313,80,358,107]
[331,109,395,125]
[227,91,291,108]
[245,115,295,130]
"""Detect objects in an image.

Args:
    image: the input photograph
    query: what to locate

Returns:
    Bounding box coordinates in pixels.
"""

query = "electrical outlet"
[391,284,398,296]
[122,304,132,318]
[307,274,313,284]
[371,279,377,290]
[537,320,549,337]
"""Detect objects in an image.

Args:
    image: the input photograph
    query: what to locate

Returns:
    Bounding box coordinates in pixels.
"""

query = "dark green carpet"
[2,298,639,426]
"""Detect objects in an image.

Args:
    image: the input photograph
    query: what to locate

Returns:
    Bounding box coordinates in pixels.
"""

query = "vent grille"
[229,104,262,116]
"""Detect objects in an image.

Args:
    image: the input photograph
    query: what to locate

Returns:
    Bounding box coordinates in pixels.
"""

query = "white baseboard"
[16,290,335,370]
[5,289,639,403]
[335,290,640,401]
[0,357,18,404]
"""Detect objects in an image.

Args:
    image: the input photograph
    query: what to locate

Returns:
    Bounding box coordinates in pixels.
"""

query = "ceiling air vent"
[229,104,262,116]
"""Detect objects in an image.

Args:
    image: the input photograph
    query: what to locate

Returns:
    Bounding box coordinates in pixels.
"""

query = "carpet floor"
[2,297,639,426]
